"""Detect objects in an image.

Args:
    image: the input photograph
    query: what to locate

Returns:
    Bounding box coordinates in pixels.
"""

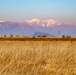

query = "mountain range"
[0,19,76,36]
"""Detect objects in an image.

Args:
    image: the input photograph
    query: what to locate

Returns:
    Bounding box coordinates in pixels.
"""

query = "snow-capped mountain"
[0,19,76,36]
[0,19,69,28]
[26,19,68,27]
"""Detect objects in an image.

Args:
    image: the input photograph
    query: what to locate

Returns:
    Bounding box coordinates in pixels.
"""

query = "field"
[0,38,76,75]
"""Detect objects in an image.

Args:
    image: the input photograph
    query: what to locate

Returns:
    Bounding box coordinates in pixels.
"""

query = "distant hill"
[33,32,54,37]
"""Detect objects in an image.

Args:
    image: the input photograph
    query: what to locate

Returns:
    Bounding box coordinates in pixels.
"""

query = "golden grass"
[0,40,76,75]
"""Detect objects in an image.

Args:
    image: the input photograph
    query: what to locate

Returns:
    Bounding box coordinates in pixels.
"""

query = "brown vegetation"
[0,37,76,41]
[0,38,76,75]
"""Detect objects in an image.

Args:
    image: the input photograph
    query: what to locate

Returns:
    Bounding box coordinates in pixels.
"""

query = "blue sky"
[0,0,76,24]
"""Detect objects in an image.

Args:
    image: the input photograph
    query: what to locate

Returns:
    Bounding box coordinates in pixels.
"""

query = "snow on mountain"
[0,19,70,28]
[25,19,68,27]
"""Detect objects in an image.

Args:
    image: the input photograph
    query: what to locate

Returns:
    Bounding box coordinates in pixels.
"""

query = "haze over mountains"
[0,19,76,36]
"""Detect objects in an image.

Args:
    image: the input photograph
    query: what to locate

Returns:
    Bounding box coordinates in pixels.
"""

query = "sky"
[0,0,76,24]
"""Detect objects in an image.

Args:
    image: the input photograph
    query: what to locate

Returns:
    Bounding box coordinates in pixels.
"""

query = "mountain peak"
[30,18,40,22]
[25,19,68,27]
[26,18,40,24]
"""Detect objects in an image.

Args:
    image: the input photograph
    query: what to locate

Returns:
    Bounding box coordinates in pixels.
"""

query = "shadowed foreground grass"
[0,40,76,75]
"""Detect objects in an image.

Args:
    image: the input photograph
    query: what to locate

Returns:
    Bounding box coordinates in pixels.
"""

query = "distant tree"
[62,35,65,38]
[33,36,35,39]
[4,34,6,37]
[16,35,19,37]
[66,36,71,39]
[69,36,71,38]
[38,35,41,37]
[10,34,13,37]
[42,35,47,37]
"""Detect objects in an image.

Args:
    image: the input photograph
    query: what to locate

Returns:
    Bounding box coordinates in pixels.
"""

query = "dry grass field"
[0,38,76,75]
